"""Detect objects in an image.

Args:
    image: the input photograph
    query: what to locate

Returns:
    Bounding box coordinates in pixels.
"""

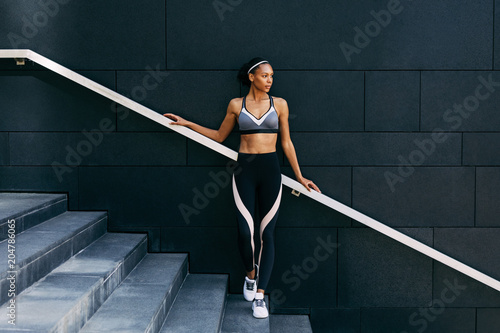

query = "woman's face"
[250,63,274,93]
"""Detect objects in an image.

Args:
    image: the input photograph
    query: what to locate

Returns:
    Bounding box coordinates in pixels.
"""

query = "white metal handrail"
[2,49,499,293]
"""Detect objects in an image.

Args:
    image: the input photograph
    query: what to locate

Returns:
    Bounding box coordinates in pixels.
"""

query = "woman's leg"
[232,158,257,276]
[255,153,282,293]
[256,185,281,293]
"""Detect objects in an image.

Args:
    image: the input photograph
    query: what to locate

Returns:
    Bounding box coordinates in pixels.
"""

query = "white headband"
[247,60,269,74]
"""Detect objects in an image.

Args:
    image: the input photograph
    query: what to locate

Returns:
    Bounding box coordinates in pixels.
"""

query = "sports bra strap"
[242,96,273,110]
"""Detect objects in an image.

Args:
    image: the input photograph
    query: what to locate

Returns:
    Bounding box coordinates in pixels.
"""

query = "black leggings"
[232,152,282,291]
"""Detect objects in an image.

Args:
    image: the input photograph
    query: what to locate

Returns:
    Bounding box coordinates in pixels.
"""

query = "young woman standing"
[164,57,320,319]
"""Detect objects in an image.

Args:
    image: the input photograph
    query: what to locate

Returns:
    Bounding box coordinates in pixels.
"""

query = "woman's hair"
[237,57,270,87]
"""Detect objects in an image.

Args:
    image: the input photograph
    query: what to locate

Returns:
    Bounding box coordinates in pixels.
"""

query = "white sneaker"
[243,276,257,301]
[252,292,268,319]
[243,264,259,301]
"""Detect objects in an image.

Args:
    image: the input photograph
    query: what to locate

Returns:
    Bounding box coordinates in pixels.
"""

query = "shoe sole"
[252,313,268,319]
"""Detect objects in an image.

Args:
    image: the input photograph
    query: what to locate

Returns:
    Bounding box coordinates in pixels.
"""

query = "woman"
[164,57,320,319]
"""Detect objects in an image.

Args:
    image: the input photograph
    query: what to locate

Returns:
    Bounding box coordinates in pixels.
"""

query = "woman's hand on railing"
[298,176,321,193]
[163,113,190,126]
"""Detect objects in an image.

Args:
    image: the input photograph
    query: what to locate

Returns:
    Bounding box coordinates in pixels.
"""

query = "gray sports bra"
[238,96,279,135]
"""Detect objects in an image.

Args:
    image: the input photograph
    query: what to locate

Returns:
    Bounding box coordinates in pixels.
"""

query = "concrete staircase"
[0,192,313,332]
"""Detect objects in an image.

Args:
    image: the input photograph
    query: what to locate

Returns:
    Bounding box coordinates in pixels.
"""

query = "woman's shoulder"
[271,96,288,111]
[229,97,244,105]
[226,97,244,115]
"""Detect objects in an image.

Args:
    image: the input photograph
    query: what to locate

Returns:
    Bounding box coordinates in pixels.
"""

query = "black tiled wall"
[1,1,500,331]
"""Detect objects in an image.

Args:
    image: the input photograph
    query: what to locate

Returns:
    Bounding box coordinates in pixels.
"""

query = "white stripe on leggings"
[258,184,282,268]
[232,175,255,267]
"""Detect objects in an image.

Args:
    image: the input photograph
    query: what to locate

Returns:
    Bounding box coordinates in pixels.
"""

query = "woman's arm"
[276,98,321,193]
[164,98,240,143]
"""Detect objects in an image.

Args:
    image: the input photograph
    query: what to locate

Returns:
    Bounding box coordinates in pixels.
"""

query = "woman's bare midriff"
[239,133,278,154]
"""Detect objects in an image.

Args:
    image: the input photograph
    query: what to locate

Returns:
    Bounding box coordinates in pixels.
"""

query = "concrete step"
[160,274,228,333]
[0,211,107,305]
[0,232,147,332]
[221,294,270,333]
[80,253,188,333]
[0,192,67,239]
[270,315,313,333]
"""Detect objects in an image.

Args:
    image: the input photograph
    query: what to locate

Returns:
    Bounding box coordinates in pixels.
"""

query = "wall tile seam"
[7,163,482,168]
[350,166,355,220]
[162,226,500,231]
[5,68,500,73]
[463,164,500,167]
[8,160,187,166]
[462,131,500,134]
[363,71,366,133]
[6,131,11,166]
[76,166,80,210]
[164,0,168,72]
[93,164,191,168]
[159,69,500,72]
[7,131,185,134]
[316,306,488,309]
[0,69,56,72]
[335,164,468,168]
[337,228,340,308]
[475,307,478,332]
[419,71,422,132]
[290,166,467,169]
[461,133,464,166]
[5,68,140,72]
[137,226,342,230]
[492,0,496,71]
[273,226,341,229]
[353,165,473,168]
[157,69,240,72]
[114,69,118,132]
[431,226,500,229]
[160,226,238,229]
[4,131,116,134]
[288,131,477,134]
[9,131,461,135]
